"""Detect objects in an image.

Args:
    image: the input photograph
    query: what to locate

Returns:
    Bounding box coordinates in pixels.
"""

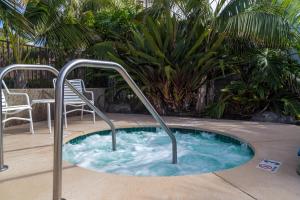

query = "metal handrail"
[0,64,116,173]
[61,80,116,151]
[53,59,178,200]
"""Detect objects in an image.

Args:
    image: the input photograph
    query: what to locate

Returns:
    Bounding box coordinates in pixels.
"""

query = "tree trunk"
[206,80,215,105]
[196,83,207,113]
[196,80,215,113]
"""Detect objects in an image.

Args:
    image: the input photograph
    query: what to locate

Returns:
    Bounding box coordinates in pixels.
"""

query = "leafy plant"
[207,49,300,118]
[103,0,296,115]
[108,14,225,114]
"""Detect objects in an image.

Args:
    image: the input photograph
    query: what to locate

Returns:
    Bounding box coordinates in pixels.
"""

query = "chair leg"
[3,113,7,129]
[29,110,34,134]
[92,110,95,124]
[81,105,84,120]
[64,104,68,128]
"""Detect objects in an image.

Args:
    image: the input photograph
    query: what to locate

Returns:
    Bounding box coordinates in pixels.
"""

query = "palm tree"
[0,0,33,65]
[24,0,90,50]
[145,0,293,48]
[0,0,33,38]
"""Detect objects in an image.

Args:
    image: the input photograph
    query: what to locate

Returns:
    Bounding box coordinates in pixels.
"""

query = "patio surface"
[0,113,300,200]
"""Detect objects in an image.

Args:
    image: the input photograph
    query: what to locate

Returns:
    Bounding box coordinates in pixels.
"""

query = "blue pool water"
[63,127,254,176]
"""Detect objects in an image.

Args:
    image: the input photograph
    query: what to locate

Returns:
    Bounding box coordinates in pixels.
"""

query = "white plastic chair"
[2,81,34,134]
[53,79,96,128]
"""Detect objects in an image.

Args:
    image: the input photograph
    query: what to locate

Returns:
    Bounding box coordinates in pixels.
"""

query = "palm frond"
[217,0,264,18]
[25,0,90,49]
[0,0,24,12]
[216,0,292,48]
[0,0,33,37]
[224,11,290,48]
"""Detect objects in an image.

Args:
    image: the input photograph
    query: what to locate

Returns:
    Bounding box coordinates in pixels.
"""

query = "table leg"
[47,103,51,134]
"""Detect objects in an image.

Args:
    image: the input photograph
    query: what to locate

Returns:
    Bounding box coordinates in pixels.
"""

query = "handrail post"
[53,77,64,200]
[0,86,8,172]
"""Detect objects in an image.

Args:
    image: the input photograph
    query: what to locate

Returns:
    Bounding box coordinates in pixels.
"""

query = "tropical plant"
[206,49,300,118]
[86,5,138,59]
[101,0,296,115]
[108,14,225,114]
[0,0,92,68]
[205,0,300,119]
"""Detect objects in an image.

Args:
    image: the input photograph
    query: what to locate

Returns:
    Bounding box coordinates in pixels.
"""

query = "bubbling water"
[63,128,253,176]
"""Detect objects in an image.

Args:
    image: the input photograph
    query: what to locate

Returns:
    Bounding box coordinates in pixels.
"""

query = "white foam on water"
[63,129,253,176]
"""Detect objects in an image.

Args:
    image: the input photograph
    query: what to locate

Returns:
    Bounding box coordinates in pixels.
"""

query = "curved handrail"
[63,81,116,151]
[53,59,178,200]
[0,64,116,173]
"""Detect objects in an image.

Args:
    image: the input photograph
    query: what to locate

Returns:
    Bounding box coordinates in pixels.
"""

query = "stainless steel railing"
[0,64,116,173]
[53,59,178,200]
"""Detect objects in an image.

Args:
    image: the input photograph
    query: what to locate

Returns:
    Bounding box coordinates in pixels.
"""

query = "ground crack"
[213,172,258,200]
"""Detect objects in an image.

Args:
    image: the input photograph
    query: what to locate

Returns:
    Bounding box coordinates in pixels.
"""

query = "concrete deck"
[0,113,299,200]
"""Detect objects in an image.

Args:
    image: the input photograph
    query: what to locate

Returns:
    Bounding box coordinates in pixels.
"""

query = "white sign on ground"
[257,159,281,173]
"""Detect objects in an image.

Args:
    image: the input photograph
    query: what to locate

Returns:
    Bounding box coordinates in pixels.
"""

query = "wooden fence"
[0,39,101,88]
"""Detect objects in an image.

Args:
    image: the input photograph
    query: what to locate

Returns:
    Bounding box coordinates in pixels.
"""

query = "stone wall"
[3,88,105,126]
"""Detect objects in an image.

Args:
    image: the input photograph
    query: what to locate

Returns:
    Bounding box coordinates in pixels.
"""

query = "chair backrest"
[1,91,7,108]
[53,79,84,104]
[1,81,9,108]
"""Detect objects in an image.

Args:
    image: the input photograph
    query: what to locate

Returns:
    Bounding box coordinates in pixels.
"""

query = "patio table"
[31,99,55,133]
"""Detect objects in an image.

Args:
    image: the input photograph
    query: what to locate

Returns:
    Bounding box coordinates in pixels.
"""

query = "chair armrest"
[7,92,31,106]
[83,90,94,103]
[81,80,94,101]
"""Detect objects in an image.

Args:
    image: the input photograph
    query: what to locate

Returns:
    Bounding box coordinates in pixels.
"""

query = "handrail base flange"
[0,165,8,172]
